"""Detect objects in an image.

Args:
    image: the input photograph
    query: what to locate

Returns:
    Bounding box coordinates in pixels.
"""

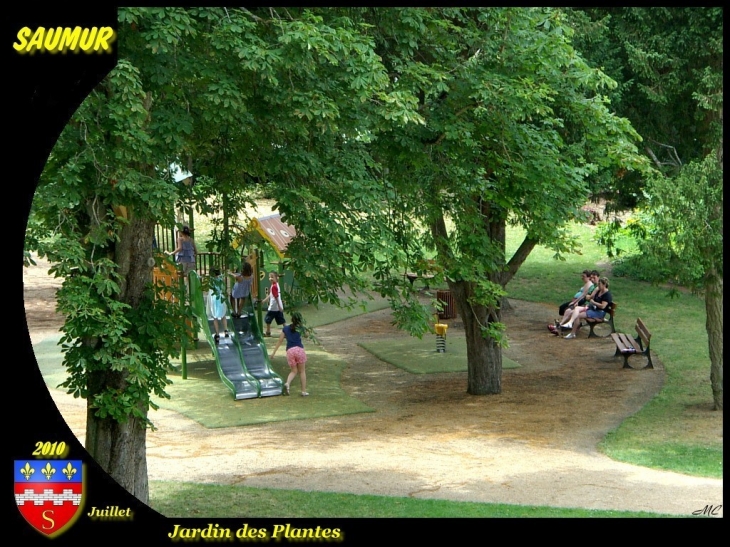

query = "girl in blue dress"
[230,261,254,318]
[207,268,229,342]
[167,226,197,274]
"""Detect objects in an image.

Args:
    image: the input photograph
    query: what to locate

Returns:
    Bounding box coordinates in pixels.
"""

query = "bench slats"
[610,333,633,352]
[636,318,651,348]
[619,332,635,347]
[611,318,653,369]
[610,334,626,352]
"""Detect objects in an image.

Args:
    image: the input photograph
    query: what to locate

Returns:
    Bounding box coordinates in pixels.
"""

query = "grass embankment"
[150,481,682,518]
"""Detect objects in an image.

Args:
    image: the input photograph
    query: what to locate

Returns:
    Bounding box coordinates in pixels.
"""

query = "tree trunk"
[116,216,157,306]
[85,374,149,502]
[85,214,156,503]
[705,268,723,410]
[449,279,502,395]
[430,204,535,396]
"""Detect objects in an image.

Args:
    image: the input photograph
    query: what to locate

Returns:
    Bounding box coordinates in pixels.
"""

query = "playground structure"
[435,322,448,353]
[238,213,304,308]
[152,213,301,399]
[154,212,301,301]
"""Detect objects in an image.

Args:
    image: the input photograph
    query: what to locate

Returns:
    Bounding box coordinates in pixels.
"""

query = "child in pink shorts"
[270,311,309,396]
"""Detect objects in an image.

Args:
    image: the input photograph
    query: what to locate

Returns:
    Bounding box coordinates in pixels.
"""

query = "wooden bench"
[611,318,653,369]
[582,301,617,338]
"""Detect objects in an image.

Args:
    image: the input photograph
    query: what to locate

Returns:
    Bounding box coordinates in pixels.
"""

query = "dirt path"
[24,258,723,517]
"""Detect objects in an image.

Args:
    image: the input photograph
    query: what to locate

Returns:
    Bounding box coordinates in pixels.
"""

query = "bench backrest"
[607,301,617,318]
[635,318,651,348]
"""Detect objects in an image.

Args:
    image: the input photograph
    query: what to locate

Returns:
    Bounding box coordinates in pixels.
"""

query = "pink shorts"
[286,346,307,367]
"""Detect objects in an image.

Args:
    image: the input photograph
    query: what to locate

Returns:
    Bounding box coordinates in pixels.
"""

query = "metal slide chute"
[232,295,284,397]
[188,271,259,399]
[188,271,283,399]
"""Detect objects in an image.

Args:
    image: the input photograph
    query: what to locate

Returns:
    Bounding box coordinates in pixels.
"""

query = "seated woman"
[557,269,595,317]
[549,277,612,339]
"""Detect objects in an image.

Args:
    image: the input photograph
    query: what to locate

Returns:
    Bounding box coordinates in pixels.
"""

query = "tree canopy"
[567,7,723,209]
[273,8,648,393]
[27,7,424,501]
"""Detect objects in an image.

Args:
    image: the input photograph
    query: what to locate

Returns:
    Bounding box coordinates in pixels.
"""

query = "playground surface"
[23,257,723,517]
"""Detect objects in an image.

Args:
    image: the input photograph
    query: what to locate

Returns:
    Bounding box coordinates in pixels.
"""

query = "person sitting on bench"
[551,277,612,339]
[557,269,597,316]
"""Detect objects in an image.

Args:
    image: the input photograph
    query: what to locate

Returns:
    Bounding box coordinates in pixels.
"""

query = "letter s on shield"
[15,460,85,537]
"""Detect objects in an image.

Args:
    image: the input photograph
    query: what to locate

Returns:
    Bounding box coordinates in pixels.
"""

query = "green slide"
[188,271,283,400]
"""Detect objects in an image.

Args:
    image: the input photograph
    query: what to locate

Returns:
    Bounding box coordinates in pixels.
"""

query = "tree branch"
[645,145,663,170]
[240,8,264,22]
[502,236,538,285]
[646,140,683,170]
[423,103,479,146]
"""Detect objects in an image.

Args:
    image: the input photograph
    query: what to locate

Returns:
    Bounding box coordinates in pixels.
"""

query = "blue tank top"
[282,325,304,350]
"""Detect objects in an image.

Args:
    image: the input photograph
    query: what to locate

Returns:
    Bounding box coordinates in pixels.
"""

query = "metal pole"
[180,268,188,379]
[256,247,264,330]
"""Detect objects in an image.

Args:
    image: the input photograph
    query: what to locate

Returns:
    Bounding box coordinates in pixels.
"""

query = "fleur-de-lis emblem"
[41,462,56,480]
[20,462,35,480]
[62,462,77,480]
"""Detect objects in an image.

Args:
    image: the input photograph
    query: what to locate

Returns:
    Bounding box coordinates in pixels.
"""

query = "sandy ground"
[24,256,723,517]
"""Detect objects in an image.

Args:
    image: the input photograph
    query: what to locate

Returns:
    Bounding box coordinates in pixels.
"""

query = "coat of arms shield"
[15,460,84,537]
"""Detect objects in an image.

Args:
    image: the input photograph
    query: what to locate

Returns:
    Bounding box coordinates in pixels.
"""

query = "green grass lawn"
[159,342,374,428]
[149,481,687,518]
[359,336,520,374]
[292,293,391,328]
[30,336,67,391]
